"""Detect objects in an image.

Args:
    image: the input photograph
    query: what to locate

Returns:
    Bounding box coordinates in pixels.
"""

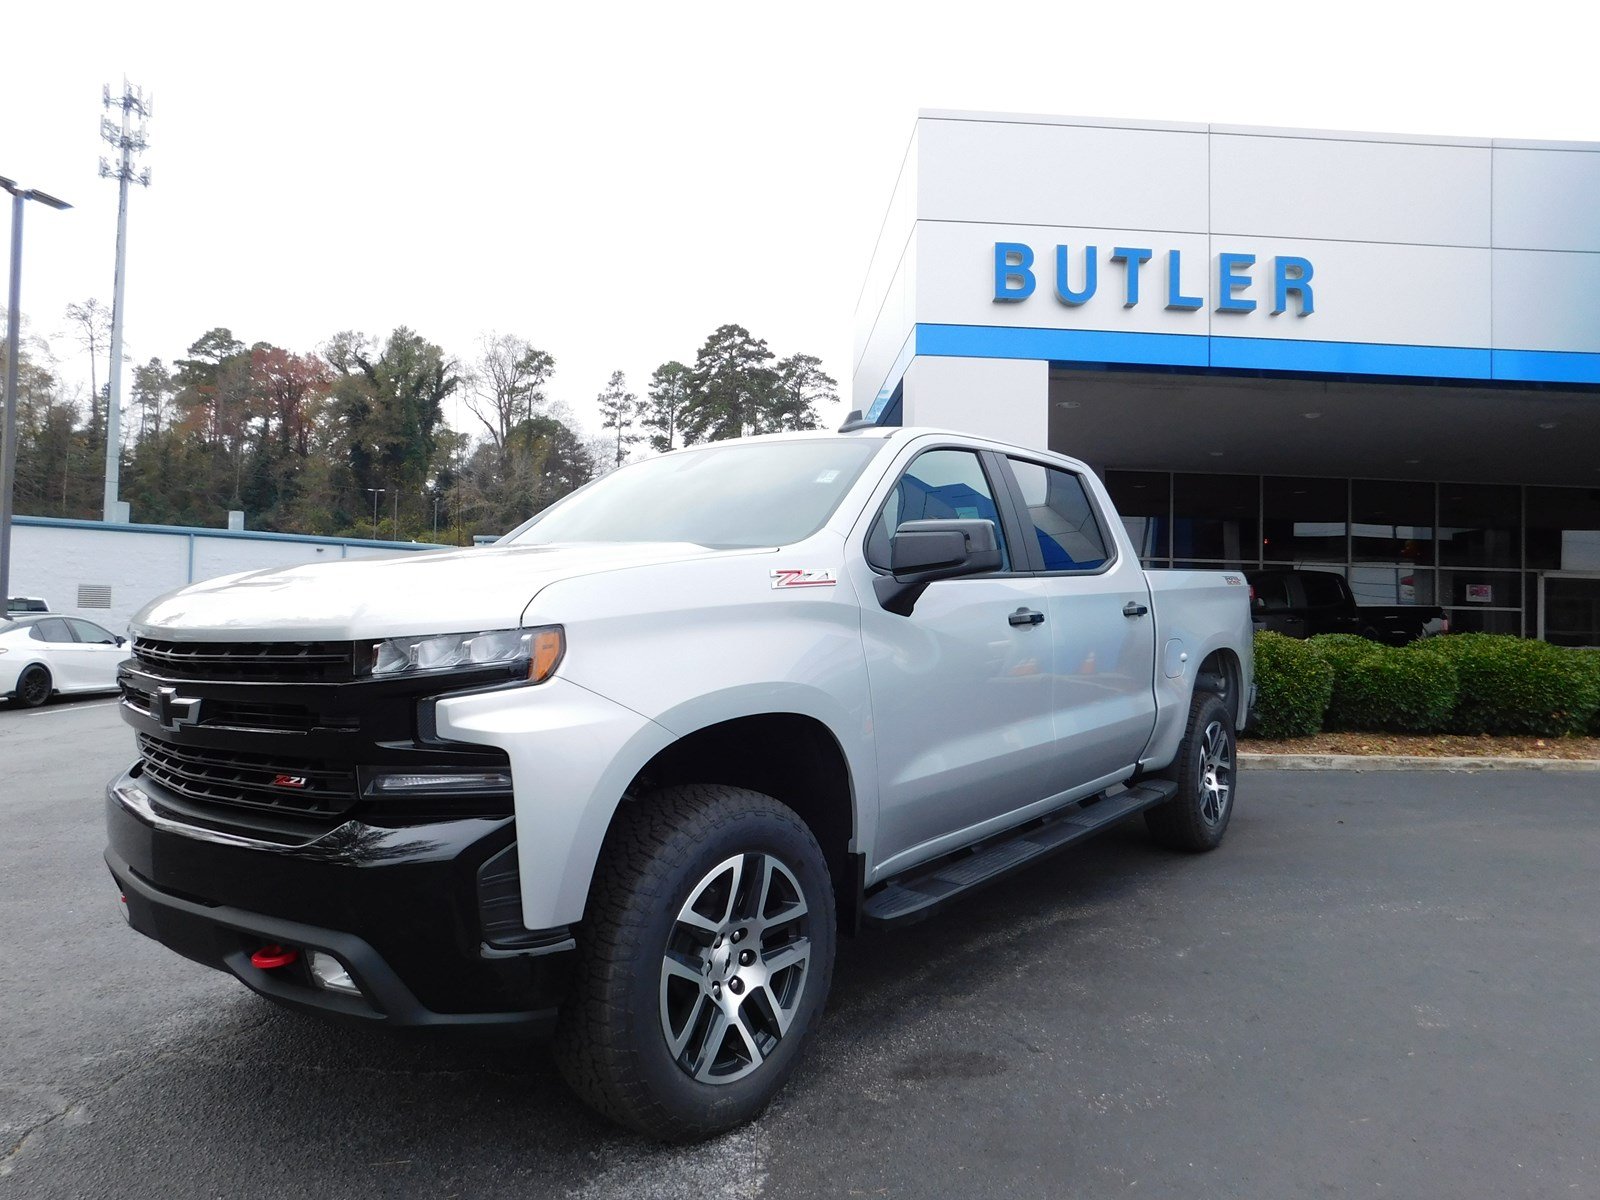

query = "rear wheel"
[1145,690,1236,852]
[14,665,51,708]
[555,784,836,1141]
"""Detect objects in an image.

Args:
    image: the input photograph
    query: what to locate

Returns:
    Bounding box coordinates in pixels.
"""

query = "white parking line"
[24,700,121,718]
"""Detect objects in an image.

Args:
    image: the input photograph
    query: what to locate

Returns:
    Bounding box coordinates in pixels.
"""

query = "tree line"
[2,312,836,544]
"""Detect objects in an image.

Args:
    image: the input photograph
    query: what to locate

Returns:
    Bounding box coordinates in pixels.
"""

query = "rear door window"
[1300,571,1349,609]
[31,618,74,643]
[1008,459,1110,572]
[1252,576,1293,612]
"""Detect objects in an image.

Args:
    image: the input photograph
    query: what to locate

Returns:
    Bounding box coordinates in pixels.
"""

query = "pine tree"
[596,369,644,467]
[642,361,691,453]
[680,324,777,444]
[764,353,834,434]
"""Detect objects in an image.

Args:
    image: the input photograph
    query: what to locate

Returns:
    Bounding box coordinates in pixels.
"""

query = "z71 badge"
[770,568,837,589]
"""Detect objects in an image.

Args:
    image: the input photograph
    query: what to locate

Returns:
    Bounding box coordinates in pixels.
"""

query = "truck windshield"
[506,439,884,548]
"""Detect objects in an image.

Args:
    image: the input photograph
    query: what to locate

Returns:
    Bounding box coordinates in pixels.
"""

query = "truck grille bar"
[133,637,356,682]
[136,733,359,818]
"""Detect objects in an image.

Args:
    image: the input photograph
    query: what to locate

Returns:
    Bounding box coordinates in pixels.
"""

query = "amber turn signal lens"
[528,627,565,683]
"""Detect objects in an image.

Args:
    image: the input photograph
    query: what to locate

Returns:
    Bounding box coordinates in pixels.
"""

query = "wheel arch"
[1193,646,1245,728]
[609,712,863,935]
[9,659,54,701]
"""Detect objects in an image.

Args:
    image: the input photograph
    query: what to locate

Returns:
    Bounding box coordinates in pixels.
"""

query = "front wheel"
[1145,690,1236,852]
[554,784,836,1141]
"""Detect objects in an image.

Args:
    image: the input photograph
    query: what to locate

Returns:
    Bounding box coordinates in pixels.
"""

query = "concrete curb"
[1239,753,1600,772]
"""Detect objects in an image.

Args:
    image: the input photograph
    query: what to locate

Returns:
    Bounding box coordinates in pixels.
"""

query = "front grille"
[133,638,356,682]
[136,733,360,818]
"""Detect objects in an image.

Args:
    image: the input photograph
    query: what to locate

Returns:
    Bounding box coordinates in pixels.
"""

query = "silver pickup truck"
[105,421,1253,1139]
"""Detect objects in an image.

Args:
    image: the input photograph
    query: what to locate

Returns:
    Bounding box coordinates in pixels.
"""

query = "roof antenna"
[838,409,877,432]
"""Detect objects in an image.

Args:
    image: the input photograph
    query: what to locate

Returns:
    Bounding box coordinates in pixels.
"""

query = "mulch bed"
[1241,732,1600,760]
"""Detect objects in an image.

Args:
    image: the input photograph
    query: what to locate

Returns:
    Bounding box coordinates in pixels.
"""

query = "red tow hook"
[250,943,299,970]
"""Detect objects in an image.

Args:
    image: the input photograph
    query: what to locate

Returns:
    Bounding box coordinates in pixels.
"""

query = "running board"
[861,780,1179,928]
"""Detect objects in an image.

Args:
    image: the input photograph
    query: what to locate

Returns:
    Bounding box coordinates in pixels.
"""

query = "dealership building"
[853,111,1600,645]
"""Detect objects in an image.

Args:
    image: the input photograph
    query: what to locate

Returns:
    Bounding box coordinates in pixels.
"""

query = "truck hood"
[130,542,761,641]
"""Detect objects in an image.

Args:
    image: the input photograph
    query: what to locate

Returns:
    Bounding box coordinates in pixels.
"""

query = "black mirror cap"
[890,518,1002,577]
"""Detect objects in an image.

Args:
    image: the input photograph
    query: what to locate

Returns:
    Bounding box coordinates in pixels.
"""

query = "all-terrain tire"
[553,784,836,1141]
[1144,690,1236,852]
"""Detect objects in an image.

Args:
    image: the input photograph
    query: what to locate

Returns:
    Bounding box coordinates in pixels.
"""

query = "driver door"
[855,446,1056,875]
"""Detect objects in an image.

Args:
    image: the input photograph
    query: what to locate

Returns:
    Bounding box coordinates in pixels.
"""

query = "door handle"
[1009,607,1045,627]
[1122,601,1149,618]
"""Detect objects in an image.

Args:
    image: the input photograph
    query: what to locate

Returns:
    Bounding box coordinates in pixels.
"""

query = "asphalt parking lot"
[2,697,1597,1199]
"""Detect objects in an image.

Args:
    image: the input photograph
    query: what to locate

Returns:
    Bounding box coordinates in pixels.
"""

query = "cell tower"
[98,80,152,523]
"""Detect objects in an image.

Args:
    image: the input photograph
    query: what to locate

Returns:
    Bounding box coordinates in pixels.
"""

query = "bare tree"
[63,299,113,448]
[464,333,555,466]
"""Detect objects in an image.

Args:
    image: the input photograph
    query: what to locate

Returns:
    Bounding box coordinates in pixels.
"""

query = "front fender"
[434,677,675,928]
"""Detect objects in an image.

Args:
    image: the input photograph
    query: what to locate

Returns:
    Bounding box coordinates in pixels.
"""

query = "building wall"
[853,112,1600,415]
[9,518,440,635]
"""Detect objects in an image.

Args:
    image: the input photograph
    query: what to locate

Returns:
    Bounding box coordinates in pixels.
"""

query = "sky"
[4,0,1598,447]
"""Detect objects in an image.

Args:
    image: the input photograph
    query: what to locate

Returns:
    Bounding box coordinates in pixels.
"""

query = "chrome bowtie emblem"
[152,686,202,732]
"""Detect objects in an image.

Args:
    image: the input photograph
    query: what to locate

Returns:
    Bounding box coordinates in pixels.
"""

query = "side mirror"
[116,636,127,647]
[889,519,1002,577]
[877,519,1002,616]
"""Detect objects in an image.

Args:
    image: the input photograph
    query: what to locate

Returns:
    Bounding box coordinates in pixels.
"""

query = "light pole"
[365,486,385,541]
[423,486,440,540]
[0,177,71,608]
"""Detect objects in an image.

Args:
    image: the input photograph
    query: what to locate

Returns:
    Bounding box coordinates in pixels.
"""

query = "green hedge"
[1250,631,1600,739]
[1582,651,1600,736]
[1250,631,1333,738]
[1344,647,1458,733]
[1307,634,1383,730]
[1414,634,1600,736]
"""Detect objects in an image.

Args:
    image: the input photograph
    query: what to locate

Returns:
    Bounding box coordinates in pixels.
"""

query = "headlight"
[361,625,564,682]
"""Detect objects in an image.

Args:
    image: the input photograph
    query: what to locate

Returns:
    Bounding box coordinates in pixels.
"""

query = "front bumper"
[106,768,574,1033]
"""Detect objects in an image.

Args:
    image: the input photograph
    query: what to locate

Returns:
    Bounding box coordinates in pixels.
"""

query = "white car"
[1,614,128,707]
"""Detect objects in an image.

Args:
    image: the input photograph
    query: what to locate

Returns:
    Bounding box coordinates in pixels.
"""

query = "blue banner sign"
[994,242,1315,316]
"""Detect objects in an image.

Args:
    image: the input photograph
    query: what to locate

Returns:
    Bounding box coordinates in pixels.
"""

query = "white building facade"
[854,111,1600,645]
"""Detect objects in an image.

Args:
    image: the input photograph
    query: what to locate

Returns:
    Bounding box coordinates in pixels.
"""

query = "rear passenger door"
[999,456,1158,784]
[29,617,84,689]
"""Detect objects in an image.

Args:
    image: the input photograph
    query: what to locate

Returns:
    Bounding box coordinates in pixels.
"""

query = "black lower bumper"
[105,769,574,1034]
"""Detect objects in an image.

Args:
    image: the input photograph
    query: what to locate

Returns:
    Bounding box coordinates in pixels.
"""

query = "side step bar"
[861,780,1179,928]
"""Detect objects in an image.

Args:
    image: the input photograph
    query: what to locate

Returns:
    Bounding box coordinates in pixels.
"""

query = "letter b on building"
[994,242,1036,302]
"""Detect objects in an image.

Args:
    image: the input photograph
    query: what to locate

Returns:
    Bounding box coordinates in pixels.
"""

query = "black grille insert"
[133,638,356,682]
[136,733,359,818]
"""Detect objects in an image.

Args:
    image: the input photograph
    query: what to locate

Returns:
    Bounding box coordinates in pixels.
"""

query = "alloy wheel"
[19,668,49,707]
[1198,719,1232,825]
[658,852,812,1084]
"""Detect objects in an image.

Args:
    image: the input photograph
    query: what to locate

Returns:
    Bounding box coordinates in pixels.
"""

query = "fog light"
[367,771,512,794]
[308,951,360,995]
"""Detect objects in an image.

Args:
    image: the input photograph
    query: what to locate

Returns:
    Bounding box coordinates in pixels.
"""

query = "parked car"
[1246,568,1447,646]
[106,423,1253,1140]
[5,596,51,614]
[1,614,128,707]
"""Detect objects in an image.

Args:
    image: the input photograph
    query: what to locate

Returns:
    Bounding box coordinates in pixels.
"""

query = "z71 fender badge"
[770,568,837,589]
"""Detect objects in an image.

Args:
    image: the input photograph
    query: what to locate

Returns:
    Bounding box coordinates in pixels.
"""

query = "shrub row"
[1248,631,1600,739]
